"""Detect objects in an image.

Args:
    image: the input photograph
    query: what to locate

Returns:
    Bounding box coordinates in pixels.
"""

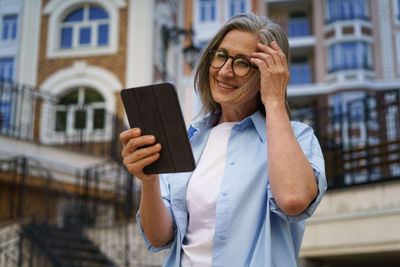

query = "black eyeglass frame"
[208,49,258,77]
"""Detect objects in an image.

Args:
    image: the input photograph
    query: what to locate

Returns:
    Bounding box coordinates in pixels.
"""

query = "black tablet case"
[120,83,196,174]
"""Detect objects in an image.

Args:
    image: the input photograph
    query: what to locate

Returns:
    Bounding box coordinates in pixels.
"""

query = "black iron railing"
[0,78,126,161]
[292,89,400,189]
[0,155,139,266]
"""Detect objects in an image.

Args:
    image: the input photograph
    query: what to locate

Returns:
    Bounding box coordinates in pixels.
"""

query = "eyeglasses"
[209,49,258,77]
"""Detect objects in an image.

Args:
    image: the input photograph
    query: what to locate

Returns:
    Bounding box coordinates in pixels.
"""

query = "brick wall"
[37,0,128,90]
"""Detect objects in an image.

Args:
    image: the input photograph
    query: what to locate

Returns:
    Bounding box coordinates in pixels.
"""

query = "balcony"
[0,78,126,161]
[292,90,400,189]
[325,12,370,24]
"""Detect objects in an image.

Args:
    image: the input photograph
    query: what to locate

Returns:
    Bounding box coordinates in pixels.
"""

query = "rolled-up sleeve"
[136,174,176,252]
[268,122,327,223]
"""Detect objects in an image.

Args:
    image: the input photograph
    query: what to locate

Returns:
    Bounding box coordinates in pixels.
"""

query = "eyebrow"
[217,48,252,60]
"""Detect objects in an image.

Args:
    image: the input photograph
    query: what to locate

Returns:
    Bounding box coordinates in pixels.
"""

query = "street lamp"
[161,25,200,81]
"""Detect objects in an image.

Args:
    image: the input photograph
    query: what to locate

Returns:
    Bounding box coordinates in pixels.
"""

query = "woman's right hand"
[120,128,162,182]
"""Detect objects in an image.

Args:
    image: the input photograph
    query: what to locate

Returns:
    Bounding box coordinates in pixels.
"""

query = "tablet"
[120,82,196,174]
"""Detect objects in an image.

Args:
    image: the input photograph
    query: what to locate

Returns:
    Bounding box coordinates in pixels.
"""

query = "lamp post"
[161,25,200,81]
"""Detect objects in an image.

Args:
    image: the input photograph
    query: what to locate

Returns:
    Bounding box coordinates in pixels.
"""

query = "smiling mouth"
[218,81,236,90]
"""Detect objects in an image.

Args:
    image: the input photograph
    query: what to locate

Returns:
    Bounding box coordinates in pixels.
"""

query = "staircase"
[23,223,116,267]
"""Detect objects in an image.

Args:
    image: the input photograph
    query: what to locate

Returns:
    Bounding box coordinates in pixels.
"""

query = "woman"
[120,13,326,267]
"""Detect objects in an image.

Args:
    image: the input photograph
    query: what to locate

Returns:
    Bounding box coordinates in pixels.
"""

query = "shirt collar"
[190,111,221,130]
[190,110,266,143]
[237,110,266,143]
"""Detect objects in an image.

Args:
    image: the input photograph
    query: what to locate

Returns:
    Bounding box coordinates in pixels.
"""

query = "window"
[1,15,18,40]
[289,58,312,84]
[325,0,369,24]
[199,0,216,22]
[288,12,310,37]
[55,87,105,134]
[0,58,14,80]
[328,42,373,72]
[229,0,246,17]
[60,5,109,49]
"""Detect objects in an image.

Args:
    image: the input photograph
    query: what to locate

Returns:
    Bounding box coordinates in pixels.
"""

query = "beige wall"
[301,182,400,258]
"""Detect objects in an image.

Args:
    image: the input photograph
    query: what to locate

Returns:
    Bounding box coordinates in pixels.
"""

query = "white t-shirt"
[181,122,235,267]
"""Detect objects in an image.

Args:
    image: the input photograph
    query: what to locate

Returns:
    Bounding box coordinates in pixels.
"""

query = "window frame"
[227,0,247,18]
[44,0,124,58]
[325,0,370,24]
[199,0,217,23]
[287,13,310,38]
[54,87,107,136]
[59,4,110,50]
[0,57,15,80]
[289,60,312,85]
[1,14,18,41]
[327,41,373,73]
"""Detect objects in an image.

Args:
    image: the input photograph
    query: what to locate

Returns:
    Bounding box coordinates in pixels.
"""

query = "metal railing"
[292,89,400,189]
[0,78,126,160]
[0,155,139,266]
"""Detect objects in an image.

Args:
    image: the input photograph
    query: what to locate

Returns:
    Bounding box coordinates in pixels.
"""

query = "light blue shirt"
[137,110,327,267]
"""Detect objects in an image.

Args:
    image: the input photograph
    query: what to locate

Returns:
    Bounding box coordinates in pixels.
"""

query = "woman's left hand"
[251,41,290,106]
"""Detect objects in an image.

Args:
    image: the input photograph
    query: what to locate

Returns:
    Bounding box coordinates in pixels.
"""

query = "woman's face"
[209,29,260,113]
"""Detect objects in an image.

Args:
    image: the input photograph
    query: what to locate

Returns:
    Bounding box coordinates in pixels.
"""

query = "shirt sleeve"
[268,122,327,223]
[136,174,176,252]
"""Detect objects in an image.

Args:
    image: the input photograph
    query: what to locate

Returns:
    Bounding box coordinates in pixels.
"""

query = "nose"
[218,58,234,77]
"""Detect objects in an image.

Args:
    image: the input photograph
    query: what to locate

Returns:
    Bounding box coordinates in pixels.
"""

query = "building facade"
[182,0,400,266]
[1,0,400,266]
[0,0,169,266]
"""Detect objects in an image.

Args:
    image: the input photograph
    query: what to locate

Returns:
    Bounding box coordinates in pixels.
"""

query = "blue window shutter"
[0,58,14,80]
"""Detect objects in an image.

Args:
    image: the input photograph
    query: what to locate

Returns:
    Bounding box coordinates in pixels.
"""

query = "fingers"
[251,41,287,71]
[121,133,157,158]
[123,143,162,176]
[123,143,161,163]
[120,128,141,146]
[120,127,163,178]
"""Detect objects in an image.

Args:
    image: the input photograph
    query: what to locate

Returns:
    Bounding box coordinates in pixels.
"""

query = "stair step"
[23,223,116,267]
[46,240,98,251]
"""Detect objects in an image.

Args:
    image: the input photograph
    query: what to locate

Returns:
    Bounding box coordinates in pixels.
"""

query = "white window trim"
[1,14,18,41]
[44,0,126,58]
[194,0,219,26]
[39,61,122,144]
[193,0,221,46]
[224,0,251,19]
[394,0,400,26]
[54,87,107,137]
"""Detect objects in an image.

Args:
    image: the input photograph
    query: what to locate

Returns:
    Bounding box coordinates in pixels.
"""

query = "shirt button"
[229,161,235,166]
[219,235,226,240]
[222,192,228,197]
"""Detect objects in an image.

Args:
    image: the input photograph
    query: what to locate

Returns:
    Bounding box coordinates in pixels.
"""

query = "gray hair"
[194,13,291,118]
